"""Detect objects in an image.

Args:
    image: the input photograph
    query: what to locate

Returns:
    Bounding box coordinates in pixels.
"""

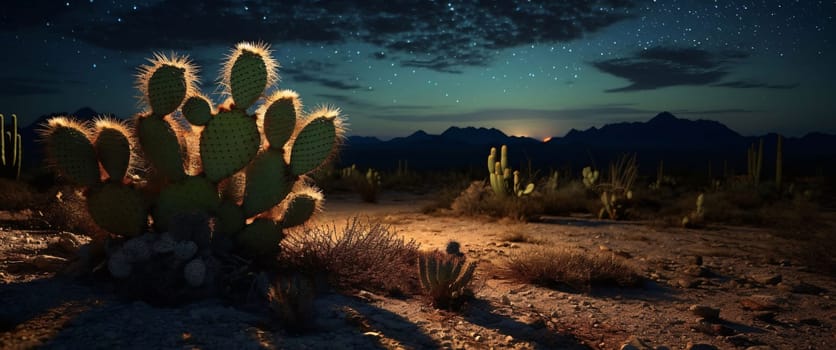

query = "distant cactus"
[682,193,706,228]
[598,190,632,220]
[40,42,345,296]
[545,170,559,193]
[582,166,599,189]
[775,134,783,190]
[341,165,381,202]
[487,145,534,198]
[747,138,764,186]
[418,251,477,309]
[1,114,23,180]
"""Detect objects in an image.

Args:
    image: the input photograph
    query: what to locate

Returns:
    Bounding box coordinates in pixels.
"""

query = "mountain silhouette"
[341,112,836,176]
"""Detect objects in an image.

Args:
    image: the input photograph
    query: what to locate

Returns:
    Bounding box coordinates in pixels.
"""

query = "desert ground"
[1,191,834,350]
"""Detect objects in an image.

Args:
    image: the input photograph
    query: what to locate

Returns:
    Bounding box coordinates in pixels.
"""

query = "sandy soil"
[1,192,834,349]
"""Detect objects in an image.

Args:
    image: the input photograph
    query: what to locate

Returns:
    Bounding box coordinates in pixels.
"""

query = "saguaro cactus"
[1,114,23,180]
[487,145,534,198]
[747,138,763,186]
[775,134,783,190]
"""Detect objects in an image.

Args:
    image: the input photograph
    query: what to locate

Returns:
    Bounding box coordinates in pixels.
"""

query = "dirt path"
[1,192,834,349]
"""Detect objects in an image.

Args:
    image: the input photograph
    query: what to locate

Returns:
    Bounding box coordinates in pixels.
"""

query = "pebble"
[750,273,782,285]
[739,295,781,311]
[688,305,720,321]
[685,342,718,350]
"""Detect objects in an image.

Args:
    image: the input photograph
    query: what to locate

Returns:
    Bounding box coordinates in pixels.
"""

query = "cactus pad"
[281,193,319,228]
[87,183,147,237]
[242,150,292,217]
[213,201,245,235]
[154,176,220,231]
[229,49,268,108]
[289,116,337,176]
[181,95,213,126]
[147,65,188,116]
[137,115,186,181]
[262,90,300,149]
[94,123,132,181]
[200,110,260,182]
[43,119,100,186]
[236,219,283,257]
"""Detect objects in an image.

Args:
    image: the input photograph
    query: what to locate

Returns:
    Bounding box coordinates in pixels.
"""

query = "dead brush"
[282,217,421,296]
[507,247,642,291]
[267,273,316,332]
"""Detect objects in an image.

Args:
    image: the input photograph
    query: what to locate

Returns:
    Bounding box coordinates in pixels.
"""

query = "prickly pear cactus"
[41,42,345,292]
[487,145,534,198]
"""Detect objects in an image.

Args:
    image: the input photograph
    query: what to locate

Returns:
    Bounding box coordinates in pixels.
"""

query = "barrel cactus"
[40,42,345,297]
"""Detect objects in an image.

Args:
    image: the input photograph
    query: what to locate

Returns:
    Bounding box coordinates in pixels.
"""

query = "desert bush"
[538,180,599,216]
[417,249,477,310]
[282,217,421,296]
[498,230,546,245]
[450,181,543,221]
[507,247,642,291]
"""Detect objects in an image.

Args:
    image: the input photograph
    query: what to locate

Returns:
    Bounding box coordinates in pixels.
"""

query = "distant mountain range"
[13,108,836,176]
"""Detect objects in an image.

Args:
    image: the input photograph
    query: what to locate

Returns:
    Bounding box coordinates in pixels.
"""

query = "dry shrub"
[282,217,421,296]
[507,247,642,291]
[451,181,542,221]
[0,178,46,211]
[539,180,599,216]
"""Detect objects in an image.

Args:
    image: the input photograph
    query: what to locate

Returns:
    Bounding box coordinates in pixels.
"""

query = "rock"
[619,335,653,350]
[712,323,735,336]
[725,334,759,347]
[750,273,782,285]
[685,342,718,350]
[56,232,83,253]
[26,254,68,270]
[683,266,710,277]
[754,312,777,323]
[183,258,206,287]
[689,305,720,321]
[786,282,826,295]
[689,255,703,266]
[745,346,776,350]
[739,295,782,311]
[675,278,701,289]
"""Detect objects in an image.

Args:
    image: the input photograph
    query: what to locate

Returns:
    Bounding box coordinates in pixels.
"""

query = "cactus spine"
[487,145,534,198]
[1,114,23,180]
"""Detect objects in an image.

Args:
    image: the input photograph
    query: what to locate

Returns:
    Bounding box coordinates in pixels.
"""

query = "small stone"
[788,282,826,295]
[725,334,758,347]
[739,295,782,311]
[683,266,710,277]
[750,273,782,285]
[754,312,777,323]
[676,278,701,289]
[745,346,776,350]
[26,255,68,270]
[689,305,720,321]
[711,323,735,336]
[685,342,718,350]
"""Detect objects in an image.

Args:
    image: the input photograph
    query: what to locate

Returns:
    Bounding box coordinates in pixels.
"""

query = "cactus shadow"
[462,298,592,349]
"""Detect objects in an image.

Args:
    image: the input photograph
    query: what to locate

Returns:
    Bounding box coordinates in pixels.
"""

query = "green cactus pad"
[229,50,267,108]
[263,96,297,149]
[242,150,292,217]
[147,65,187,116]
[236,219,283,257]
[281,194,318,228]
[181,95,213,126]
[153,176,220,231]
[200,110,260,182]
[213,201,245,235]
[87,183,146,237]
[94,127,131,181]
[289,117,336,176]
[137,116,185,181]
[45,124,99,186]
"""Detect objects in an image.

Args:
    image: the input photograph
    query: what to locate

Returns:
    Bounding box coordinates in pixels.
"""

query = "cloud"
[671,108,756,115]
[711,81,799,89]
[593,46,798,92]
[7,0,639,73]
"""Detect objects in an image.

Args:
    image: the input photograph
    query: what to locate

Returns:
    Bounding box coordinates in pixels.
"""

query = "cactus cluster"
[40,42,344,288]
[487,145,534,198]
[341,164,381,202]
[598,189,632,220]
[418,245,477,309]
[1,114,23,180]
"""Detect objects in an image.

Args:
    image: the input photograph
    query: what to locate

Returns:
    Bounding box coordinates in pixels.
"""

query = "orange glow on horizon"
[542,136,552,142]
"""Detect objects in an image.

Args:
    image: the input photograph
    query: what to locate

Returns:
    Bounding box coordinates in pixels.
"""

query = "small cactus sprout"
[418,251,477,309]
[682,193,706,228]
[487,145,534,198]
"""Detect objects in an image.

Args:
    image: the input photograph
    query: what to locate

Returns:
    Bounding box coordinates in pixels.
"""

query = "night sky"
[2,0,834,140]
